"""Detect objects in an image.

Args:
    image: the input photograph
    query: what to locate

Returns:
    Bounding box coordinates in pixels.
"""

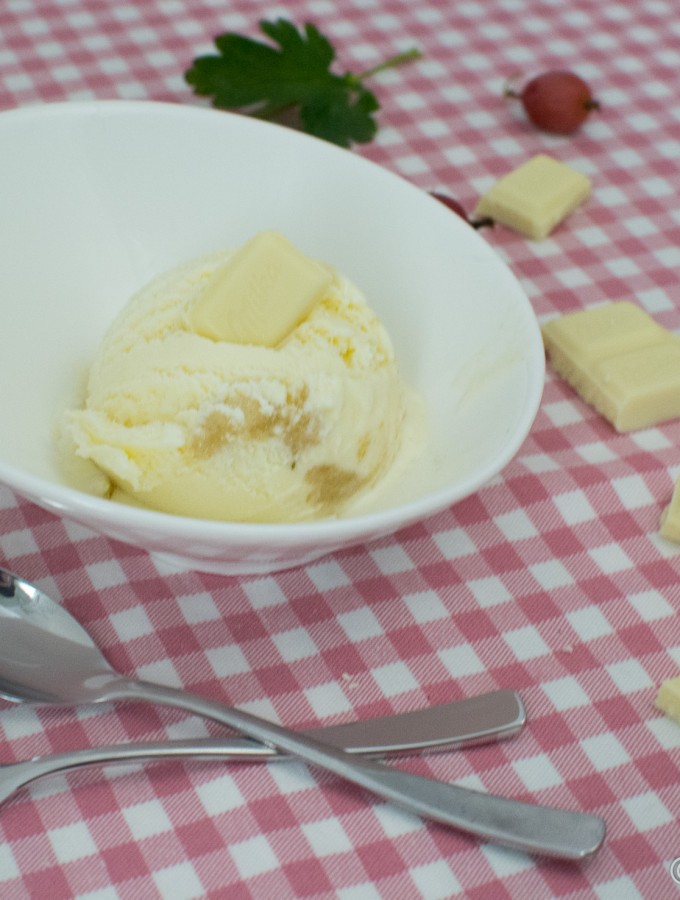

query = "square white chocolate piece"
[474,154,591,240]
[542,301,680,432]
[190,231,332,346]
[655,676,680,723]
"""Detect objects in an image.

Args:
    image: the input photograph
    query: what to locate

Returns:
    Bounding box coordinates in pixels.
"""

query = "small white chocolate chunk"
[655,676,680,723]
[473,154,591,240]
[190,231,333,346]
[542,301,680,432]
[660,479,680,543]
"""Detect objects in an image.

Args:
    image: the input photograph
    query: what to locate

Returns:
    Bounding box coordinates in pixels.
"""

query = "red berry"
[430,191,468,220]
[507,70,600,135]
[429,192,494,229]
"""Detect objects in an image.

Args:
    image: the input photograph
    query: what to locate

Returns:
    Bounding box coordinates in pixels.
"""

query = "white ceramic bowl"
[0,101,544,575]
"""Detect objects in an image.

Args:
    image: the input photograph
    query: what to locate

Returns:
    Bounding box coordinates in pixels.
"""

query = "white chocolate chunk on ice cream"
[190,231,333,347]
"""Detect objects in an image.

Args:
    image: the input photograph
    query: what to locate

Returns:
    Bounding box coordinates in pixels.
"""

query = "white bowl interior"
[0,101,544,574]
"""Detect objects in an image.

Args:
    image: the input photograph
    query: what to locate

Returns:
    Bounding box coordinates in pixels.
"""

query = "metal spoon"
[0,569,606,859]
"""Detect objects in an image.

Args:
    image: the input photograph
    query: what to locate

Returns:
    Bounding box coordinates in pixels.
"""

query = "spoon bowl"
[0,569,121,705]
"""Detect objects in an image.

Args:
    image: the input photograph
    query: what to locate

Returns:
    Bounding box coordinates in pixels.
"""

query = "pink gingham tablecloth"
[2,1,680,897]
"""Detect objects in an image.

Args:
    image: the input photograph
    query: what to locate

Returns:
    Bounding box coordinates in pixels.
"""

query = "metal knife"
[0,690,524,805]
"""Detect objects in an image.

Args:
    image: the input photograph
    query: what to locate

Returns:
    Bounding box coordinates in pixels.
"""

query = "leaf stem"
[353,48,422,83]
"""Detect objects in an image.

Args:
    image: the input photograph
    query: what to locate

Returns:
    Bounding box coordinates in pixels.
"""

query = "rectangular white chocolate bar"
[474,154,591,240]
[542,301,680,432]
[655,676,680,723]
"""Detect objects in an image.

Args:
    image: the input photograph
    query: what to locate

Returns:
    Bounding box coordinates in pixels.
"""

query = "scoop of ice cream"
[63,235,416,523]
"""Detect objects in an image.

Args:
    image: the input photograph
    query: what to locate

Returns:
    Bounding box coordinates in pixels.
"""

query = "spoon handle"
[113,678,605,860]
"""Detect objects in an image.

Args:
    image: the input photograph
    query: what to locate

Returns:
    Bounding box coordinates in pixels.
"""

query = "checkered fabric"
[1,0,680,897]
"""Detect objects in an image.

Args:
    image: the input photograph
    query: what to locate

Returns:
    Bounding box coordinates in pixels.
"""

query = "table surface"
[2,1,680,897]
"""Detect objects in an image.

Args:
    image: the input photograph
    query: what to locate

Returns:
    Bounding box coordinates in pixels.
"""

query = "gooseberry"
[430,192,494,229]
[505,70,600,135]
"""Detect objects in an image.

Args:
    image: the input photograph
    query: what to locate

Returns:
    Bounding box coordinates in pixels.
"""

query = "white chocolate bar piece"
[542,301,680,432]
[190,231,333,346]
[655,676,680,723]
[473,154,591,240]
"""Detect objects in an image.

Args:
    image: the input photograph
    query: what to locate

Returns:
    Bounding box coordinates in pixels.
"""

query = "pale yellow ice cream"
[63,234,417,523]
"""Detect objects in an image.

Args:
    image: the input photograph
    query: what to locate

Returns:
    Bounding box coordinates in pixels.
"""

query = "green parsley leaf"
[185,19,421,148]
